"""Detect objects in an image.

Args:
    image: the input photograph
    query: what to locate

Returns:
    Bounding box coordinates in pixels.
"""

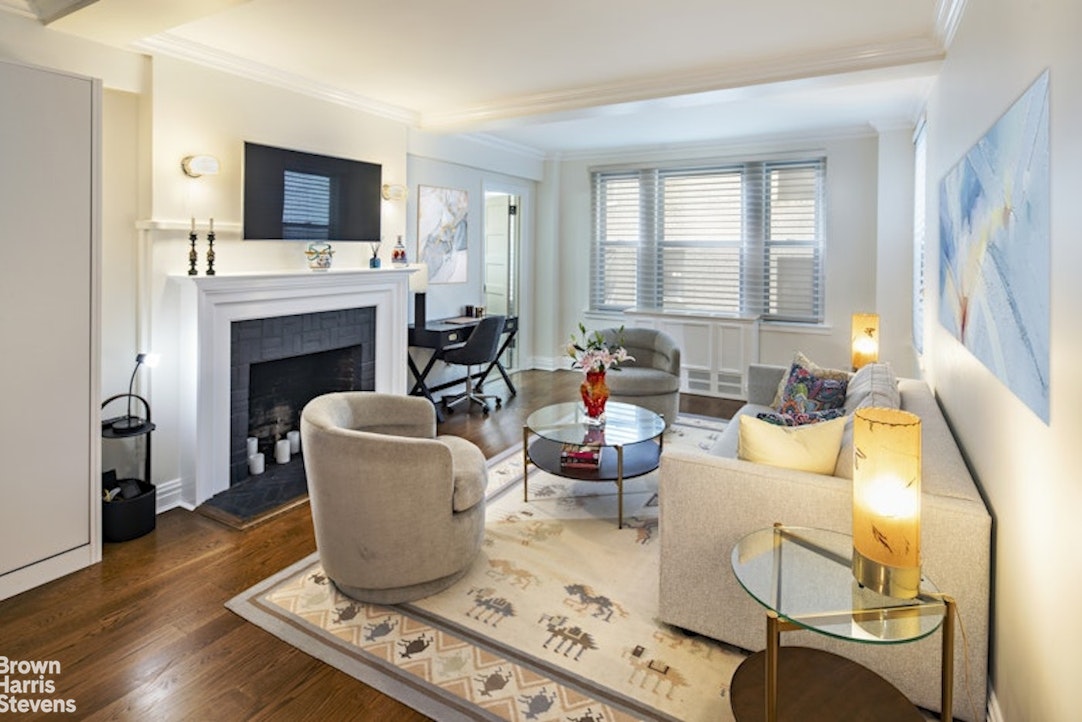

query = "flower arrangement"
[566,323,633,374]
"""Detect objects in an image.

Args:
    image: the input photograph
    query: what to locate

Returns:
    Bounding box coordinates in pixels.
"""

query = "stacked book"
[560,443,601,469]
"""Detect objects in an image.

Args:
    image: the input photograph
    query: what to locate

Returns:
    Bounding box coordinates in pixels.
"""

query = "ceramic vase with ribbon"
[305,242,334,271]
[580,369,609,424]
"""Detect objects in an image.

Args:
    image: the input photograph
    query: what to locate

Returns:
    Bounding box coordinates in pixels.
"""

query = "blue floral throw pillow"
[757,409,847,426]
[775,360,849,415]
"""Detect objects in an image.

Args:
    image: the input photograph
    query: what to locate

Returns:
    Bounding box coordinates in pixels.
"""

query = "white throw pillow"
[737,414,848,475]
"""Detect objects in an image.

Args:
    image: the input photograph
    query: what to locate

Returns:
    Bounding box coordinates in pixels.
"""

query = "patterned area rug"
[227,415,745,721]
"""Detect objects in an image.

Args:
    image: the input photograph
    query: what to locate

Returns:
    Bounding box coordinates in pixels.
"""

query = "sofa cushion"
[771,352,850,408]
[606,365,681,395]
[775,356,849,415]
[737,414,848,474]
[843,362,900,414]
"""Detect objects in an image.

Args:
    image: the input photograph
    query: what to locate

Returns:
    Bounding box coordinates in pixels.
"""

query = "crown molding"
[934,0,968,49]
[419,35,946,132]
[132,32,419,126]
[0,0,36,19]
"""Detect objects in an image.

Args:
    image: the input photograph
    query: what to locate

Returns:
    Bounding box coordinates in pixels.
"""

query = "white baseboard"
[154,477,185,513]
[986,687,1003,722]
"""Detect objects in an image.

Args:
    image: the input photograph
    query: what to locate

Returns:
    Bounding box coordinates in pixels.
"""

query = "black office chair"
[440,315,507,415]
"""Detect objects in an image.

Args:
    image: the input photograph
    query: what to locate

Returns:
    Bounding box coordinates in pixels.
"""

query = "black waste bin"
[102,478,156,542]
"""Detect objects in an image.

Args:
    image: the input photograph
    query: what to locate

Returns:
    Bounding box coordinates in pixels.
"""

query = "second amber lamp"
[851,312,880,370]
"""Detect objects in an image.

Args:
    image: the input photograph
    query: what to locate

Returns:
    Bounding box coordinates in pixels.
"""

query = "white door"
[484,192,519,368]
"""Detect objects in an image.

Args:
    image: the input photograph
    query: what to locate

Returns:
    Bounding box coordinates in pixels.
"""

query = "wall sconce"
[381,183,408,201]
[181,155,221,178]
[852,407,922,599]
[111,352,161,433]
[851,312,880,370]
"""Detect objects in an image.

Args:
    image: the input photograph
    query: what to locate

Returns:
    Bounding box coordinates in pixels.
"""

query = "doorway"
[483,191,519,370]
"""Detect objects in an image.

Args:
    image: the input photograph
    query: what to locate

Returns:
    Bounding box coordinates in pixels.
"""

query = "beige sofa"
[658,364,991,721]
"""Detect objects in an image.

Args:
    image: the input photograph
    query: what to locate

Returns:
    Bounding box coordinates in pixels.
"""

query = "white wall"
[549,134,893,374]
[924,2,1082,720]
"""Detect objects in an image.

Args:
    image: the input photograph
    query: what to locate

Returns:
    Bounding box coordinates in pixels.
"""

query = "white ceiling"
[21,0,956,155]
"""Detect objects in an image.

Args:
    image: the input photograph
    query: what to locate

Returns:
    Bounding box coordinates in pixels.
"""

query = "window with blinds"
[590,158,826,323]
[912,120,927,354]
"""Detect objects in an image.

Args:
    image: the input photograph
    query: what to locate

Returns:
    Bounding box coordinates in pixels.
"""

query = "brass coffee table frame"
[521,402,665,529]
[732,525,956,722]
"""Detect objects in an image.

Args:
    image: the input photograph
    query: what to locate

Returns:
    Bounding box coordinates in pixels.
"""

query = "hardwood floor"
[0,370,730,721]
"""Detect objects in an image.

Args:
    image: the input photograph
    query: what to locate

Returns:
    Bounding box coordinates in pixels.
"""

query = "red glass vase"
[580,370,610,422]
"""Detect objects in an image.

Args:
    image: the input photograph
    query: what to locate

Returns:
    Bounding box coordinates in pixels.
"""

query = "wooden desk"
[408,316,518,421]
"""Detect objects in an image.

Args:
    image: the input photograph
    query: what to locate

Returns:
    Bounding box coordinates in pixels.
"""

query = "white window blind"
[590,158,825,322]
[912,120,927,355]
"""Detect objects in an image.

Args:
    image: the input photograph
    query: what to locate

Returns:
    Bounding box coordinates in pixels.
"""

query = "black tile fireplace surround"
[229,307,376,485]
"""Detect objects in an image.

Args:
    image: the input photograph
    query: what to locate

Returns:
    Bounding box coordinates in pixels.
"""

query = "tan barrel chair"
[300,392,487,603]
[598,327,681,425]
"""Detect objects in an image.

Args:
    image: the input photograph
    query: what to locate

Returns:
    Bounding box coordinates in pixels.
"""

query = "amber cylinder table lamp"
[850,312,880,370]
[851,407,922,599]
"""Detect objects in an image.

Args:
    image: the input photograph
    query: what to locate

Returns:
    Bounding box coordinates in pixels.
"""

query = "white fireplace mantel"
[173,268,411,506]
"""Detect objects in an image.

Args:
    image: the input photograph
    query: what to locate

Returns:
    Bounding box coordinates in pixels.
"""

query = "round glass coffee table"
[522,401,665,528]
[729,525,955,722]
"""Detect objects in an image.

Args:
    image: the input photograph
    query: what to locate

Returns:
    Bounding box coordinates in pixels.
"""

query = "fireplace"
[229,307,376,484]
[176,269,411,508]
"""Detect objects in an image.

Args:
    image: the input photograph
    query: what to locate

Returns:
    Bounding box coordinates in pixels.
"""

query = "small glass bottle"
[391,235,408,266]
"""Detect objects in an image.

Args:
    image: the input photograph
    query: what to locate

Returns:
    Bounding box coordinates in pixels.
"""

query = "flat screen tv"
[243,142,382,242]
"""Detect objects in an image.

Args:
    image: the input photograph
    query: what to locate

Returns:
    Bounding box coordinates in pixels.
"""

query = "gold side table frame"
[734,525,955,722]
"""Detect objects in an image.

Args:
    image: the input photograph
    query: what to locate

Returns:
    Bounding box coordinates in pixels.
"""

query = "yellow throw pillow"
[737,414,848,475]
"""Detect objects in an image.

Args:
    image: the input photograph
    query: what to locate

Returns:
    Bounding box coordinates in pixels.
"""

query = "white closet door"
[0,59,99,593]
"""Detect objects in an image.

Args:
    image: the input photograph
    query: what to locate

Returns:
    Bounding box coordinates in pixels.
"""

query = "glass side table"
[730,525,955,722]
[523,401,665,528]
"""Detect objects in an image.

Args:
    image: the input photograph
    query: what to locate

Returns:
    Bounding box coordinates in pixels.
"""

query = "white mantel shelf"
[172,268,411,507]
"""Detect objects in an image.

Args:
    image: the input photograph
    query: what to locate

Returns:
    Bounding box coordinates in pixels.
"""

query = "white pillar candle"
[248,452,265,475]
[275,438,291,464]
[246,436,258,457]
[287,430,301,454]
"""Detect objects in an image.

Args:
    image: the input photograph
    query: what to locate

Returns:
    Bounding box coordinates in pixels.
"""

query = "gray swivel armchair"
[440,315,507,415]
[598,327,682,425]
[300,392,487,604]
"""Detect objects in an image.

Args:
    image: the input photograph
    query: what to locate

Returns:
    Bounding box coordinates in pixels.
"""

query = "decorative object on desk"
[851,312,880,370]
[248,452,265,475]
[206,217,216,276]
[287,429,300,454]
[409,262,428,327]
[246,436,258,457]
[567,323,632,424]
[852,407,922,599]
[187,217,198,275]
[305,241,334,271]
[368,241,381,268]
[939,69,1050,423]
[417,185,468,284]
[391,235,408,266]
[111,352,160,432]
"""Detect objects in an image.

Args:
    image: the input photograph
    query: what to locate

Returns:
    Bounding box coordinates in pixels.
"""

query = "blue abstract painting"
[939,70,1050,423]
